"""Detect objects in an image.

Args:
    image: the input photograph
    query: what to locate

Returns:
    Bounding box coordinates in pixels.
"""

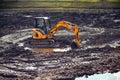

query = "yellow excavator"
[26,17,80,53]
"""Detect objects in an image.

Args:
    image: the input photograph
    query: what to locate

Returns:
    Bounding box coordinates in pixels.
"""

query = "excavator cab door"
[34,17,51,34]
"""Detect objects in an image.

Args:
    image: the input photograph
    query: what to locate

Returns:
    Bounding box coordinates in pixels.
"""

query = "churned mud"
[0,10,120,80]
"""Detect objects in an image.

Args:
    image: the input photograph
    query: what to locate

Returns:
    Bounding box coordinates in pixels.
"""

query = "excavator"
[25,17,80,53]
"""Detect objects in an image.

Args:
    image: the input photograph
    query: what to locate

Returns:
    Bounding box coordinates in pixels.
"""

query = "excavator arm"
[47,21,80,47]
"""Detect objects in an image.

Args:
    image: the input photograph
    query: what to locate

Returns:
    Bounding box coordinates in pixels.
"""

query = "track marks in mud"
[0,29,32,44]
[80,28,120,50]
[0,11,120,79]
[0,58,37,79]
[0,25,106,53]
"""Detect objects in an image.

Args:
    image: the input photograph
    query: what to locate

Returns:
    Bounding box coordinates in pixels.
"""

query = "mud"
[0,10,120,80]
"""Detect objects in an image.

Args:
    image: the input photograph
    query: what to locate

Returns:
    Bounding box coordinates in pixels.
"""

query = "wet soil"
[0,10,120,80]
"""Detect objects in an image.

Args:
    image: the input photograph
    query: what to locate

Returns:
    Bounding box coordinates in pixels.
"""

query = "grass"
[0,1,120,12]
[1,0,120,2]
[107,0,120,2]
[2,0,100,2]
[1,1,119,8]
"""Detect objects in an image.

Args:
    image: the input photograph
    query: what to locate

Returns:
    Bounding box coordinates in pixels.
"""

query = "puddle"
[32,47,72,53]
[75,71,120,80]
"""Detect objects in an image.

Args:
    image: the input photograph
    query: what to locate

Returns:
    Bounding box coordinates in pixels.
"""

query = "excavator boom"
[48,21,80,47]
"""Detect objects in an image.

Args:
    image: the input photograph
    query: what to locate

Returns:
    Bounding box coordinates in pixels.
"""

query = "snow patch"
[113,72,120,80]
[82,40,120,50]
[75,71,120,80]
[113,19,120,23]
[80,26,105,36]
[24,47,32,50]
[81,61,90,64]
[53,47,72,52]
[17,43,24,47]
[0,31,32,44]
[25,66,37,70]
[24,15,32,18]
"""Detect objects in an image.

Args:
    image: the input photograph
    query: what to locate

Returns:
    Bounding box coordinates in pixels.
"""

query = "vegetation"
[1,0,120,2]
[19,0,100,2]
[107,0,120,2]
[0,0,120,11]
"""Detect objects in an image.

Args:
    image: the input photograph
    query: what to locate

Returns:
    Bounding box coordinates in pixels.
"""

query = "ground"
[0,10,120,80]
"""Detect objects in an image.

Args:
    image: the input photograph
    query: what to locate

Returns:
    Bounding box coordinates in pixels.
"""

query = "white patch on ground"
[35,17,49,19]
[25,66,37,70]
[82,40,120,50]
[113,72,120,80]
[24,47,32,50]
[110,13,116,16]
[108,41,120,48]
[113,19,120,23]
[54,26,104,36]
[53,47,72,52]
[0,67,31,77]
[24,15,32,18]
[0,69,15,73]
[16,28,33,32]
[80,26,105,36]
[81,39,90,45]
[17,43,24,47]
[54,30,74,36]
[13,35,31,44]
[81,61,90,64]
[0,29,32,43]
[75,71,120,80]
[2,63,37,71]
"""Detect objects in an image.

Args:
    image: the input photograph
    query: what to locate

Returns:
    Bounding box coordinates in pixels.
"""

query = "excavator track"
[24,38,55,48]
[23,37,74,53]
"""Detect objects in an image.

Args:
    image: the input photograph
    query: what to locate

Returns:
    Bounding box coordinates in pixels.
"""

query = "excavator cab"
[34,17,51,34]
